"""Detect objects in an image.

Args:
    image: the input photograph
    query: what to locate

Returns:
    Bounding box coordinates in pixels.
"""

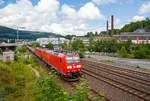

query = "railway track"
[82,60,150,91]
[83,59,150,78]
[81,59,150,101]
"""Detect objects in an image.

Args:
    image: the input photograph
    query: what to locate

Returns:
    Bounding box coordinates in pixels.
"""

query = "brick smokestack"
[111,15,114,36]
[107,20,109,35]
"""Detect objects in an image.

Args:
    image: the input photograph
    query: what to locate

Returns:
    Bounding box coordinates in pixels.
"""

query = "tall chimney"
[107,20,109,35]
[111,15,114,36]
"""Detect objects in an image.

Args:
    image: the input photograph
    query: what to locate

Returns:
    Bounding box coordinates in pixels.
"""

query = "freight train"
[27,46,82,81]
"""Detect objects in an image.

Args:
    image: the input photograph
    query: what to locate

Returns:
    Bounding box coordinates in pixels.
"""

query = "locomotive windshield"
[66,57,80,64]
[73,57,80,63]
[66,57,73,63]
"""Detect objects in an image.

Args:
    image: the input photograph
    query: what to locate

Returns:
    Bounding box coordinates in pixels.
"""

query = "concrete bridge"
[0,43,18,51]
[0,43,18,61]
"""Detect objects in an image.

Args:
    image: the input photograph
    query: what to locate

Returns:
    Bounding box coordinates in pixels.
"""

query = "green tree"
[95,38,118,53]
[61,42,68,50]
[89,33,94,51]
[18,45,26,53]
[126,37,132,52]
[79,52,85,58]
[95,32,98,36]
[72,39,85,51]
[118,46,128,58]
[45,42,54,49]
[64,35,76,40]
[114,29,121,35]
[121,18,150,32]
[134,46,150,59]
[85,32,94,37]
[0,48,2,54]
[32,42,40,48]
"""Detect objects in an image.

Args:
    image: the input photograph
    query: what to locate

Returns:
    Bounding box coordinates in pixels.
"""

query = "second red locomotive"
[27,46,82,81]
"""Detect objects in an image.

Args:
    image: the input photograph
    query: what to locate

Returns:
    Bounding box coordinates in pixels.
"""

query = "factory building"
[113,29,150,44]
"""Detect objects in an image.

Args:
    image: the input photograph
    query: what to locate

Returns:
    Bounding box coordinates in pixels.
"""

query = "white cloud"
[92,0,116,5]
[0,0,105,35]
[54,2,105,35]
[61,4,77,19]
[115,18,120,25]
[133,16,145,21]
[115,18,121,28]
[0,0,59,30]
[61,2,104,20]
[139,1,150,14]
[40,24,64,34]
[78,2,105,20]
[0,0,4,5]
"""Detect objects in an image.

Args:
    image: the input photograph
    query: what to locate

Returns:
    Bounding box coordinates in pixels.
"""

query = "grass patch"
[135,66,150,71]
[124,64,150,71]
[99,59,116,64]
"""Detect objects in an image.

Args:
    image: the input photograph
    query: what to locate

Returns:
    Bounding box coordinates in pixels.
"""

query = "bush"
[4,86,17,94]
[0,48,2,54]
[14,53,19,61]
[79,52,85,58]
[32,42,40,48]
[34,74,68,101]
[45,42,54,49]
[5,61,12,65]
[34,74,91,101]
[134,47,148,59]
[0,89,8,98]
[118,46,128,58]
[88,55,91,58]
[18,45,26,53]
[70,82,91,101]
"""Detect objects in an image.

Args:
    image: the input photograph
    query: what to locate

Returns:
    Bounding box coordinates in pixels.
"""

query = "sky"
[0,0,150,36]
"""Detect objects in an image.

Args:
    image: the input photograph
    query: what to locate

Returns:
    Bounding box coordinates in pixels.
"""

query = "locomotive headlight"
[76,65,81,68]
[67,66,72,69]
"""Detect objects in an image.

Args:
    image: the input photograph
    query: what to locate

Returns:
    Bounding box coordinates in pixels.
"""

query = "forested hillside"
[121,18,150,32]
[0,26,59,40]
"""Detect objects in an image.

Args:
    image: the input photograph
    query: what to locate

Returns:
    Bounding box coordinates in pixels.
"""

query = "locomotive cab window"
[73,57,80,63]
[66,57,80,64]
[66,57,73,64]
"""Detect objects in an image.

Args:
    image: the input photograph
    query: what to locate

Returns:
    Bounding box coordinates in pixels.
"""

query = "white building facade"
[36,37,69,46]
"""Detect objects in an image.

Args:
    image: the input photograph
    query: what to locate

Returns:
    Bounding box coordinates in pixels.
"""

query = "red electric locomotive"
[27,46,82,81]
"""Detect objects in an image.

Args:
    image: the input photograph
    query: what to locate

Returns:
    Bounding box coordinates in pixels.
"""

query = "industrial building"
[113,29,150,44]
